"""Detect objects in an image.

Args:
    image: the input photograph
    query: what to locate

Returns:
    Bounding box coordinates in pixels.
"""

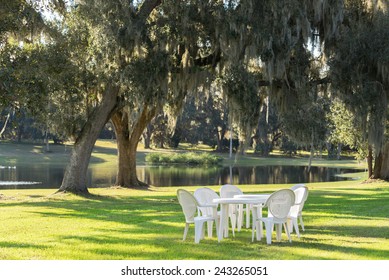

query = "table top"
[212,194,270,205]
[233,194,271,199]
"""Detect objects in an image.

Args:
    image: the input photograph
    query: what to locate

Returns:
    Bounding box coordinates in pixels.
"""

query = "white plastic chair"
[220,184,246,235]
[253,189,295,244]
[194,187,220,238]
[176,189,218,243]
[288,186,309,236]
[290,184,306,191]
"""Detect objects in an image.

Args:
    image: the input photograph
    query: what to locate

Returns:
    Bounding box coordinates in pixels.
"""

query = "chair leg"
[287,219,293,233]
[299,215,305,231]
[194,220,205,243]
[283,222,292,243]
[257,220,263,240]
[230,213,236,237]
[264,221,273,244]
[207,221,213,238]
[292,218,300,238]
[275,224,282,241]
[202,221,207,240]
[183,223,189,241]
[215,218,220,238]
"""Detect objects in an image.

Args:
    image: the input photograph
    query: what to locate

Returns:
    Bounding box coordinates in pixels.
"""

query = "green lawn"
[1,179,388,260]
[1,140,388,260]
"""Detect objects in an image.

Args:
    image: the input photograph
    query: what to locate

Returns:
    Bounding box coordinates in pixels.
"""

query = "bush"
[145,152,222,165]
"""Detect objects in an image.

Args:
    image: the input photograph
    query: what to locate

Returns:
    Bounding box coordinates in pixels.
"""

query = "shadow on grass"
[306,224,389,240]
[0,241,49,250]
[285,239,388,259]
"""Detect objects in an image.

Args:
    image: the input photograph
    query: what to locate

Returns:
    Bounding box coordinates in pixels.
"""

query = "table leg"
[252,204,264,241]
[257,206,263,239]
[218,204,229,242]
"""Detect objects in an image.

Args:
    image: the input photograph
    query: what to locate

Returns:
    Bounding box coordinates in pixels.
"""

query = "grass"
[1,140,387,260]
[1,179,389,260]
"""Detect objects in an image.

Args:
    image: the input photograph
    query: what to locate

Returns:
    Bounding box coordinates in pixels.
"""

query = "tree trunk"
[378,142,389,180]
[336,143,342,160]
[216,125,226,152]
[113,104,156,188]
[111,110,132,187]
[0,112,10,138]
[169,125,182,148]
[259,101,271,156]
[373,149,383,180]
[142,123,152,149]
[307,130,315,172]
[58,85,119,194]
[17,121,23,142]
[367,145,373,178]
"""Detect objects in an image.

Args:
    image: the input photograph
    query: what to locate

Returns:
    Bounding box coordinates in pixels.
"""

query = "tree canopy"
[2,0,389,193]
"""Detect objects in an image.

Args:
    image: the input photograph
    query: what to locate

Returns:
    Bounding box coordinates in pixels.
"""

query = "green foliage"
[280,135,298,156]
[145,152,222,165]
[327,99,368,160]
[222,65,263,143]
[329,4,389,157]
[279,92,330,147]
[164,93,229,149]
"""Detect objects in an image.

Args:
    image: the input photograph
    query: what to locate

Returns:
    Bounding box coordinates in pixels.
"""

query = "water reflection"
[0,164,363,189]
[138,165,362,187]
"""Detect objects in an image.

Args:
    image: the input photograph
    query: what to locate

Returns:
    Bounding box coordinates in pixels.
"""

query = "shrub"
[145,152,222,165]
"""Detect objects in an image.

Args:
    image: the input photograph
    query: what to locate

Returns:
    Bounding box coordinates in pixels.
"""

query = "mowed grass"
[1,179,388,260]
[0,140,387,259]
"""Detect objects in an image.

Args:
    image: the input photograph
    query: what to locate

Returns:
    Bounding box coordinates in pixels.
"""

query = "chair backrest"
[177,189,198,223]
[289,186,308,216]
[293,186,308,205]
[290,184,306,191]
[220,184,243,198]
[194,187,219,216]
[295,187,308,215]
[266,189,295,220]
[194,187,219,204]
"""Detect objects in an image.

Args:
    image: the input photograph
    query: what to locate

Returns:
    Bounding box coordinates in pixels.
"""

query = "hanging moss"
[329,2,389,157]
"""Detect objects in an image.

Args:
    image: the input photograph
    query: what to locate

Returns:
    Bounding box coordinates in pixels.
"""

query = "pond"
[0,164,364,189]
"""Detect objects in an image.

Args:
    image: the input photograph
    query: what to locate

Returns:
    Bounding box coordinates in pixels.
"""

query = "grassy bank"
[0,139,367,170]
[145,152,222,165]
[1,179,388,260]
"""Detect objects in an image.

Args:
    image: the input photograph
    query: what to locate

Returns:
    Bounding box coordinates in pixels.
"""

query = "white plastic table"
[232,194,272,229]
[212,194,270,242]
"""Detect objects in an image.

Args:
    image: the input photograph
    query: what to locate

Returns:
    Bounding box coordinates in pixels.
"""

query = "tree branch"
[257,76,331,88]
[135,0,162,25]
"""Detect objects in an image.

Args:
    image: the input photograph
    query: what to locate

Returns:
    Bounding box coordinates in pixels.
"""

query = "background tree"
[75,0,345,192]
[327,99,368,162]
[2,0,352,194]
[252,98,282,156]
[57,0,163,193]
[329,0,389,179]
[164,92,230,150]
